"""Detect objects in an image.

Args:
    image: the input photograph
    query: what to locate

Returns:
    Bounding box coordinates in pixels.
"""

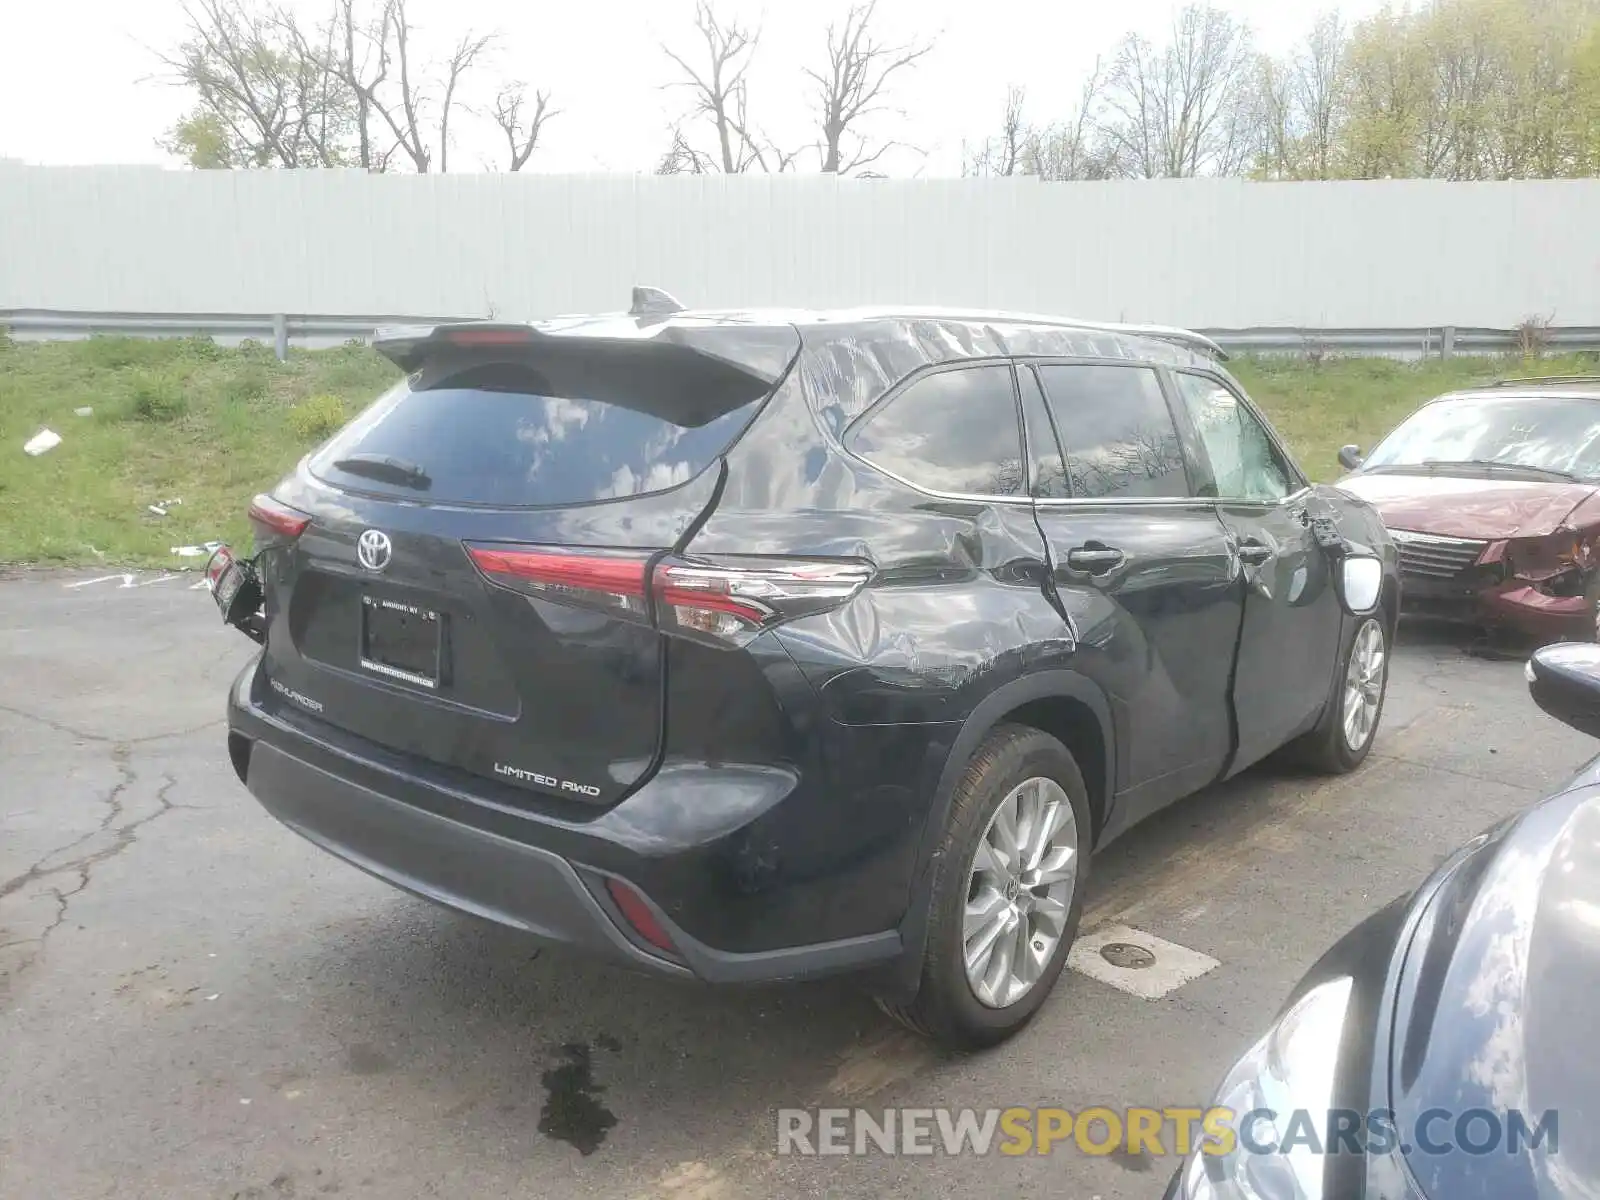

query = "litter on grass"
[23,429,61,456]
[75,406,93,417]
[171,541,223,558]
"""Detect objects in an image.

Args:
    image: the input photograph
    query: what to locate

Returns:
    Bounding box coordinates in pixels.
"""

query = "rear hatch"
[252,320,798,808]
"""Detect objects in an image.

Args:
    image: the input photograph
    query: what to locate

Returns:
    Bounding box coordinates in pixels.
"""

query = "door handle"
[1237,539,1273,566]
[1065,544,1126,575]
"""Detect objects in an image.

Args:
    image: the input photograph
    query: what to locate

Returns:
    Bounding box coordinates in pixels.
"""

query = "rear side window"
[849,364,1025,497]
[1036,365,1191,500]
[311,357,768,507]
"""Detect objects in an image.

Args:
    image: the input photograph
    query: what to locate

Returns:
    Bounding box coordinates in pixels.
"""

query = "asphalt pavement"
[2,570,1593,1200]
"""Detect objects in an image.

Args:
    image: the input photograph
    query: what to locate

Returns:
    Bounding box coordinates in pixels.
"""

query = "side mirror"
[1527,643,1600,738]
[1337,445,1365,471]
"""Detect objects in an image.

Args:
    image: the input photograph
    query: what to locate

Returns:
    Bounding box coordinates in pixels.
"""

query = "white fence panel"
[2,164,1598,329]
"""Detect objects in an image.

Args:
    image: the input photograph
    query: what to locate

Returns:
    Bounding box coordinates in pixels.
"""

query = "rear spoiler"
[371,319,802,399]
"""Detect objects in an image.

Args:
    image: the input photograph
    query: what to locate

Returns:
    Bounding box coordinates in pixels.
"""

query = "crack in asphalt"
[0,748,135,904]
[0,701,225,746]
[0,751,181,964]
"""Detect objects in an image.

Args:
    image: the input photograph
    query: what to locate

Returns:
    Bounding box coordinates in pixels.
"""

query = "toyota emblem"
[356,529,392,572]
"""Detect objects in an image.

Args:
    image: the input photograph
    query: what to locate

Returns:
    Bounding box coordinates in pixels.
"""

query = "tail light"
[247,494,311,544]
[653,556,873,646]
[464,546,652,621]
[466,544,872,646]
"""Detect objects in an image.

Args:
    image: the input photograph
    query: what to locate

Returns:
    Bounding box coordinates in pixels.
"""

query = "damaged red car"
[1337,376,1600,639]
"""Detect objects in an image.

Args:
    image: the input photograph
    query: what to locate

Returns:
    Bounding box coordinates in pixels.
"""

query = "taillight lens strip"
[654,557,873,644]
[465,544,653,620]
[466,543,873,646]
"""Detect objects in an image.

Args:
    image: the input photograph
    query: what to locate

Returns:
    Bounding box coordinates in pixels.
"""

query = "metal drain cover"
[1099,941,1156,970]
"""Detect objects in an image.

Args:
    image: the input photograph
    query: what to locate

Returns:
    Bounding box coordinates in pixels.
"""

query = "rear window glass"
[848,364,1025,497]
[311,360,767,507]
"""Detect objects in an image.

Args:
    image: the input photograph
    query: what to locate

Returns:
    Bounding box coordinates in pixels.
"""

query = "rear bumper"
[226,656,902,985]
[244,738,686,971]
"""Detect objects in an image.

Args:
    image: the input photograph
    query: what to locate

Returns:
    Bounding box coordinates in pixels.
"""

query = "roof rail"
[1487,375,1600,388]
[838,307,1230,361]
[1105,322,1229,361]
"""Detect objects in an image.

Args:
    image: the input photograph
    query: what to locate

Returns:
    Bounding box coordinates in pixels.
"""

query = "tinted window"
[1362,394,1600,480]
[1019,368,1071,498]
[311,360,765,507]
[1037,365,1190,499]
[851,365,1025,497]
[1174,373,1293,502]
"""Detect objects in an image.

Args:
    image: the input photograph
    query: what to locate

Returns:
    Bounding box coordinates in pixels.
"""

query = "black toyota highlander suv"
[215,291,1400,1048]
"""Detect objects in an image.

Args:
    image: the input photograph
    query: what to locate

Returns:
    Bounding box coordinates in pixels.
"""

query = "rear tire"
[1294,612,1389,774]
[877,724,1092,1050]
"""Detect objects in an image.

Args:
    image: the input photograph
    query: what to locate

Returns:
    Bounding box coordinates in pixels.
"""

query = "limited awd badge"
[357,529,392,572]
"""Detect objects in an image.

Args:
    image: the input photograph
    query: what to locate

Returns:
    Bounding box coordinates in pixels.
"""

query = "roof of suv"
[374,303,1229,429]
[529,305,1224,360]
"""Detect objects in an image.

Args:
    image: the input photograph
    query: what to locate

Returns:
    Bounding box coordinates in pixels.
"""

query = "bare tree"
[1101,4,1259,177]
[965,86,1028,176]
[660,1,775,172]
[329,0,392,170]
[492,85,557,171]
[363,0,494,173]
[806,1,934,174]
[966,66,1121,182]
[656,124,714,175]
[1027,60,1122,179]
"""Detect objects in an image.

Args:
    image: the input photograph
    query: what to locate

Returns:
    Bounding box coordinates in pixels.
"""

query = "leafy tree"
[162,0,546,172]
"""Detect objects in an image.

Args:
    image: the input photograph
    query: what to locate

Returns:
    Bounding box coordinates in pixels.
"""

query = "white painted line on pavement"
[65,574,138,589]
[1068,923,1220,1000]
[63,573,200,591]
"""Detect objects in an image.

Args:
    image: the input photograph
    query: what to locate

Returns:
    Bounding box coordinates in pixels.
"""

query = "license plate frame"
[359,594,443,690]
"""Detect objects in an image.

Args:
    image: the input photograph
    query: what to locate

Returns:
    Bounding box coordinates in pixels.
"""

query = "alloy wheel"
[962,776,1079,1009]
[1342,618,1386,752]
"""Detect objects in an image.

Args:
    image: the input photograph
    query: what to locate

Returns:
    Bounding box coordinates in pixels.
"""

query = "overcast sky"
[0,0,1383,175]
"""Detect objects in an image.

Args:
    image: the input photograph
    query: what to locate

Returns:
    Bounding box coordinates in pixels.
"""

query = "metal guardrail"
[5,309,1600,361]
[0,310,462,360]
[1201,326,1600,358]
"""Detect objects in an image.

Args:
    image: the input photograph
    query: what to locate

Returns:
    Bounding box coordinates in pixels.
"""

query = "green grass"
[1,337,1597,567]
[0,337,398,566]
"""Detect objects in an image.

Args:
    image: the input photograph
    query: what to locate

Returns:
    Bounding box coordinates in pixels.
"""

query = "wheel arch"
[877,670,1115,1002]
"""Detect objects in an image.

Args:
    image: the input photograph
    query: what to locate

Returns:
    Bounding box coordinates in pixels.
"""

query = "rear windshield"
[310,356,770,507]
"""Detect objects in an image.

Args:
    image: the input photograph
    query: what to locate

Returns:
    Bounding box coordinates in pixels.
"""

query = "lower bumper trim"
[247,740,688,973]
[234,700,904,985]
